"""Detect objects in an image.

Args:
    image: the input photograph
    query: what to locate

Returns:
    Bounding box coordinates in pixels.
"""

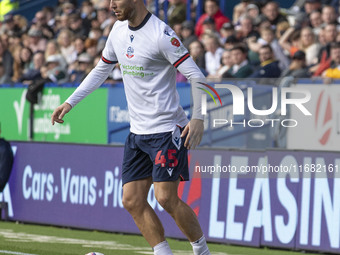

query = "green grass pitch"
[0,221,317,255]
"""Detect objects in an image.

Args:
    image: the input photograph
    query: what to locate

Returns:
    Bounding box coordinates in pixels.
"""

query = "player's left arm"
[158,28,206,149]
[177,57,205,150]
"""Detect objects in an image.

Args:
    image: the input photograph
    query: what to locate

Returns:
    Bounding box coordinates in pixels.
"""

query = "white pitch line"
[0,251,38,255]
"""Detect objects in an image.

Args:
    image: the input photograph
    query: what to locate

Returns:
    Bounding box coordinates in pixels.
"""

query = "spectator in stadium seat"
[12,46,23,82]
[224,35,240,50]
[69,13,90,38]
[88,27,104,41]
[57,29,77,65]
[20,51,45,84]
[321,5,338,26]
[33,11,54,40]
[249,27,290,70]
[232,0,251,24]
[19,47,34,75]
[299,26,321,66]
[167,0,186,28]
[223,45,253,78]
[84,38,99,61]
[275,21,290,40]
[0,62,11,85]
[42,6,56,28]
[202,33,224,76]
[41,54,68,84]
[7,33,21,55]
[54,14,70,34]
[261,1,287,30]
[0,14,21,36]
[208,49,233,80]
[246,3,260,20]
[309,10,323,36]
[0,39,13,78]
[236,15,259,43]
[200,17,221,40]
[311,23,337,76]
[61,2,76,15]
[323,42,340,79]
[180,20,198,50]
[81,0,97,21]
[45,40,68,70]
[27,28,47,53]
[280,50,311,78]
[96,7,113,30]
[279,26,301,58]
[220,22,234,45]
[188,40,207,75]
[73,37,86,57]
[249,45,281,78]
[70,53,93,84]
[55,0,77,16]
[195,0,230,38]
[303,0,322,15]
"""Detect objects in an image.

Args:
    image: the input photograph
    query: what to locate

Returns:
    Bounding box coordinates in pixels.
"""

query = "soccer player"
[51,0,210,254]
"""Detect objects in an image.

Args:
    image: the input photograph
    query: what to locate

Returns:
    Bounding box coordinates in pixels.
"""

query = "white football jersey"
[66,13,204,134]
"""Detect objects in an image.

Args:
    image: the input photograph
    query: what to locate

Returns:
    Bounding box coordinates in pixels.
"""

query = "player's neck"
[128,7,149,28]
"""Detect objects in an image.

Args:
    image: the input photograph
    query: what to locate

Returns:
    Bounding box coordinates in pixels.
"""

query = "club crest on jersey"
[170,37,180,47]
[130,35,134,42]
[126,46,134,59]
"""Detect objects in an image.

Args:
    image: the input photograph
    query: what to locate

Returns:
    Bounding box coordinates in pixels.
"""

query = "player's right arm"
[51,27,118,125]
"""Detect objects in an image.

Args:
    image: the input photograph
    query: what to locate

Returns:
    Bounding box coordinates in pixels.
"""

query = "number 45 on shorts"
[155,150,178,168]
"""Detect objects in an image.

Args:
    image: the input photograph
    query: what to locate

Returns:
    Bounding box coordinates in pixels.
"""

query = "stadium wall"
[1,141,340,253]
[1,81,340,151]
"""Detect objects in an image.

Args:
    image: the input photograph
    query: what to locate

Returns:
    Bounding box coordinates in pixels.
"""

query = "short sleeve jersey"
[102,13,191,134]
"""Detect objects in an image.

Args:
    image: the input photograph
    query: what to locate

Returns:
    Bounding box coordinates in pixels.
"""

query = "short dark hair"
[231,45,247,54]
[259,44,273,53]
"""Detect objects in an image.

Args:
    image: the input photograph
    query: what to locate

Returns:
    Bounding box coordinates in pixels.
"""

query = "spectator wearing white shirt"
[202,33,224,75]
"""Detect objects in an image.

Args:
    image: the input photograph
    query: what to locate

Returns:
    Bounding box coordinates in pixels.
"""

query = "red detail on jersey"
[126,54,134,59]
[173,53,190,68]
[171,37,180,47]
[101,56,115,64]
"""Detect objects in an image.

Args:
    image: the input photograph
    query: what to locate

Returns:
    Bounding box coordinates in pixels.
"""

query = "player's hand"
[181,119,204,150]
[51,102,72,125]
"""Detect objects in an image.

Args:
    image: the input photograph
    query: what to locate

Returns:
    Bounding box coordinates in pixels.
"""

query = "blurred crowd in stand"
[0,0,339,86]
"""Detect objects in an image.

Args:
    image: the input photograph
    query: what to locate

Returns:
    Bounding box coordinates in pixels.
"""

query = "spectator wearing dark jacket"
[223,45,253,78]
[280,50,311,78]
[250,45,281,78]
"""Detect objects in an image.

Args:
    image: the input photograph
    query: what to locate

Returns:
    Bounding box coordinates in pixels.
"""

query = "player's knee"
[155,194,178,214]
[122,194,144,213]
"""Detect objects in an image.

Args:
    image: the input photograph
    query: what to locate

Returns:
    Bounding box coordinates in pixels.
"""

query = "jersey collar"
[128,12,152,31]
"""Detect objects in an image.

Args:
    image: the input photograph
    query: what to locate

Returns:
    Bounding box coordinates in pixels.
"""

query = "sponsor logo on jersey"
[126,46,134,59]
[170,37,180,47]
[130,35,134,42]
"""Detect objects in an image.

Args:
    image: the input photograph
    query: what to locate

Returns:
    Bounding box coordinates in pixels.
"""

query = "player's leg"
[122,133,173,254]
[154,180,210,255]
[144,126,210,255]
[122,177,165,247]
[154,179,202,241]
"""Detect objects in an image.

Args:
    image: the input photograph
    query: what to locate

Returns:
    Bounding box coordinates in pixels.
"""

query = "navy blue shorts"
[122,126,189,185]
